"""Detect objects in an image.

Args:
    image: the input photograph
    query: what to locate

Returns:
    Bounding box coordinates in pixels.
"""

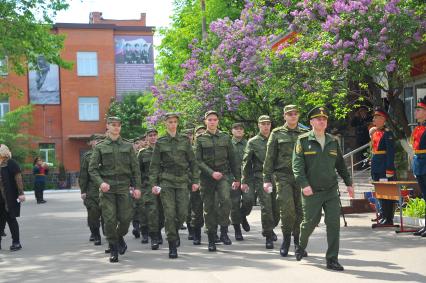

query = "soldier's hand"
[81,193,87,200]
[100,182,110,193]
[212,172,223,180]
[18,194,26,202]
[347,186,354,198]
[241,184,249,193]
[302,186,313,196]
[232,181,240,190]
[133,189,141,199]
[152,186,161,195]
[192,184,200,192]
[263,182,273,193]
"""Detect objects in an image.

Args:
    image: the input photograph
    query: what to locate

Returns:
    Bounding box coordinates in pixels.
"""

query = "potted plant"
[394,198,426,227]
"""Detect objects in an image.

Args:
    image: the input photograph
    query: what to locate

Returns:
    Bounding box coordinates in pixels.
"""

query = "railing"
[343,143,370,180]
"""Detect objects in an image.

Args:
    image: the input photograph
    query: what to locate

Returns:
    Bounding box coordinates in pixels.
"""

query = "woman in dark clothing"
[0,144,25,251]
[33,157,49,204]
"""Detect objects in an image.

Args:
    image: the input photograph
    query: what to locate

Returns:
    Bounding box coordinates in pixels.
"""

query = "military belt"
[372,150,386,155]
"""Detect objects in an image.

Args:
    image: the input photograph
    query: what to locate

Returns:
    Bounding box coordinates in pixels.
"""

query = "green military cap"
[146,127,158,134]
[232,122,244,129]
[307,106,329,120]
[195,125,206,133]
[164,112,180,120]
[258,115,271,123]
[106,116,121,124]
[204,110,219,119]
[283,105,298,114]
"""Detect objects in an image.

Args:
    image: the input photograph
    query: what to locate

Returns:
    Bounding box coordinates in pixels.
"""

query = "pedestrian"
[194,110,241,252]
[138,127,164,250]
[411,98,426,237]
[292,106,354,271]
[33,156,49,204]
[149,113,199,258]
[88,117,142,263]
[0,144,26,251]
[370,108,396,225]
[263,106,308,255]
[79,134,104,246]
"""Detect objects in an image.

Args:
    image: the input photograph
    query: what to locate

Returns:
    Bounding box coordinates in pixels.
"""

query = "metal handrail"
[343,143,370,180]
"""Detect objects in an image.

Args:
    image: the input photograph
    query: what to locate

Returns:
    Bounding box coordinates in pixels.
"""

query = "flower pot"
[394,215,425,227]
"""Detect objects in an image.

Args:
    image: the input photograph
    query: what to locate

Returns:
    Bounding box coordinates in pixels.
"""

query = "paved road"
[0,191,425,283]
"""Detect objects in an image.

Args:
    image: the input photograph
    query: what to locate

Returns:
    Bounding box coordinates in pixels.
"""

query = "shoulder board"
[122,138,133,143]
[271,126,285,133]
[298,132,310,139]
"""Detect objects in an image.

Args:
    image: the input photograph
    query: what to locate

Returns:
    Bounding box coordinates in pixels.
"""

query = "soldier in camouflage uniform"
[89,117,142,263]
[138,128,164,250]
[242,115,279,249]
[149,113,199,259]
[263,105,307,256]
[79,134,104,246]
[195,110,241,252]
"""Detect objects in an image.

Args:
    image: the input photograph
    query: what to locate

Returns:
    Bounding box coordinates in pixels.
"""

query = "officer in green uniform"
[138,127,164,250]
[242,115,279,249]
[195,110,241,252]
[149,113,199,259]
[263,105,307,256]
[89,117,142,263]
[79,134,104,246]
[292,107,354,271]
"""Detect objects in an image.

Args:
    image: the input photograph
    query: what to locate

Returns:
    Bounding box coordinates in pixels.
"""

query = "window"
[39,143,56,166]
[0,97,9,121]
[77,52,98,76]
[78,97,99,121]
[0,58,7,76]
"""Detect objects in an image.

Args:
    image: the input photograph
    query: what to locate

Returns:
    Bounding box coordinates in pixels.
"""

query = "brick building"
[1,12,154,173]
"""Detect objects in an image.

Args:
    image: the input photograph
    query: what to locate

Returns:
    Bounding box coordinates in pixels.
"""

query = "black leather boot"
[118,236,127,255]
[272,230,278,241]
[220,226,232,245]
[326,259,344,271]
[193,227,202,245]
[141,226,149,244]
[265,232,273,249]
[105,243,111,254]
[414,226,426,236]
[93,228,101,246]
[150,232,159,250]
[168,241,178,259]
[187,224,194,240]
[295,246,307,261]
[241,216,250,232]
[89,227,95,242]
[280,234,291,256]
[132,220,141,239]
[294,233,307,257]
[233,224,244,241]
[208,233,216,252]
[109,243,119,263]
[176,229,181,247]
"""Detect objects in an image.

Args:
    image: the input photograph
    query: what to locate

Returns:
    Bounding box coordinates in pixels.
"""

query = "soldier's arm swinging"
[263,132,277,184]
[149,143,161,194]
[292,138,312,196]
[88,146,108,192]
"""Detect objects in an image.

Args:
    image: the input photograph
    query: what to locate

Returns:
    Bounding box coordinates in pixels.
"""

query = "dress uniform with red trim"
[412,98,426,236]
[370,108,396,225]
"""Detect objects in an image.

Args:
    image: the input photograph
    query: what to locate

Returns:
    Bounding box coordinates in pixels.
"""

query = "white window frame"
[0,57,7,76]
[76,52,98,76]
[0,97,9,121]
[39,144,55,166]
[78,97,99,121]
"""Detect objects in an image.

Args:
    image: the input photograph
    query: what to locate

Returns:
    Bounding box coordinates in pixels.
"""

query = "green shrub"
[403,198,425,218]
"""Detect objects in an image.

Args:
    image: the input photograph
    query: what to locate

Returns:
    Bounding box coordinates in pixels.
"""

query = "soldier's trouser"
[143,192,164,233]
[133,198,149,229]
[200,176,231,235]
[190,190,204,228]
[253,177,279,233]
[230,181,255,225]
[100,191,133,244]
[84,196,102,229]
[276,176,302,235]
[300,188,340,260]
[160,187,189,241]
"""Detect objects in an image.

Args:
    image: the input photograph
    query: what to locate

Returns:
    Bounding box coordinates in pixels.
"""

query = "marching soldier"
[263,106,307,255]
[149,113,199,258]
[292,106,354,271]
[370,108,396,225]
[412,98,426,237]
[89,117,141,263]
[195,110,241,251]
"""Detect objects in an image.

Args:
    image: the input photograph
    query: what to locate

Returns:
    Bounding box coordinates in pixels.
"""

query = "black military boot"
[141,226,149,244]
[118,236,127,255]
[295,246,307,261]
[233,224,244,241]
[193,227,202,245]
[93,228,101,246]
[294,234,308,258]
[208,233,216,252]
[176,229,181,247]
[414,226,426,236]
[280,234,291,256]
[158,231,163,245]
[265,232,274,249]
[241,216,250,232]
[326,259,344,271]
[168,241,178,259]
[109,243,119,263]
[220,226,232,245]
[187,224,194,240]
[132,221,141,239]
[89,227,95,242]
[9,242,22,252]
[105,243,112,254]
[150,232,159,250]
[272,230,278,241]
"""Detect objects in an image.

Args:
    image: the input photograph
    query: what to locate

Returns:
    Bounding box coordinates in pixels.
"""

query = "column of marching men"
[79,105,354,271]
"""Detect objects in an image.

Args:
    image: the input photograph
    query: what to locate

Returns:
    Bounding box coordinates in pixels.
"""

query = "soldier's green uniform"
[292,107,352,267]
[263,106,307,255]
[195,111,241,249]
[242,116,279,246]
[79,134,103,245]
[149,125,199,251]
[88,122,141,253]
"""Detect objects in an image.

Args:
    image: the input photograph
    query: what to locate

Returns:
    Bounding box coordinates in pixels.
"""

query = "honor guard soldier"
[370,108,396,225]
[412,98,426,237]
[89,117,142,263]
[292,106,354,271]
